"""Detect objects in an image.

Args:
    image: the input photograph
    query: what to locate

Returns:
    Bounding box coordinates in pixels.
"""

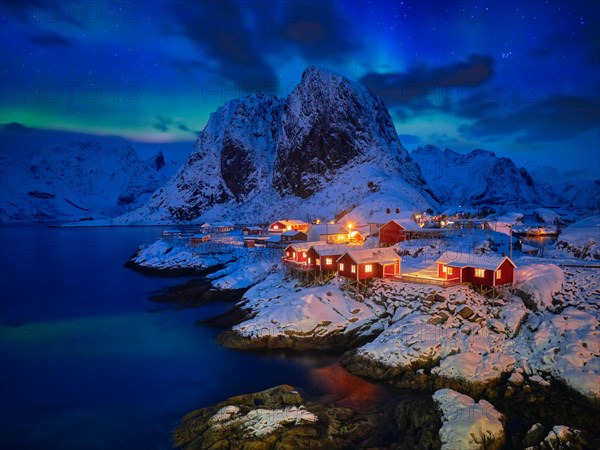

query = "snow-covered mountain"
[410,145,554,207]
[553,180,600,211]
[113,66,437,225]
[0,141,177,222]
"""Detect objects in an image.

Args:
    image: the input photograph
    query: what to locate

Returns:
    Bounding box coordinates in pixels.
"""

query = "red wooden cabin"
[378,219,422,246]
[436,252,516,287]
[306,244,348,272]
[269,219,310,234]
[337,248,401,281]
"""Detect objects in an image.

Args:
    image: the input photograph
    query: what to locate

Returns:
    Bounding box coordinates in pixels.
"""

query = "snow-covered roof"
[338,247,401,265]
[286,241,327,252]
[309,244,349,257]
[308,224,349,235]
[242,226,263,231]
[270,219,308,227]
[281,230,306,236]
[200,223,211,228]
[383,218,422,231]
[436,251,516,271]
[368,211,416,225]
[265,235,282,242]
[213,221,234,227]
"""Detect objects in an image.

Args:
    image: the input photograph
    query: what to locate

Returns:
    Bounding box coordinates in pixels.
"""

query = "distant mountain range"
[410,145,599,211]
[0,141,177,222]
[1,66,597,224]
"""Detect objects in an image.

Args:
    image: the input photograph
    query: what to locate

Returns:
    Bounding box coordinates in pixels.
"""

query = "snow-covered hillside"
[411,145,553,207]
[108,66,437,225]
[553,180,600,211]
[0,141,177,222]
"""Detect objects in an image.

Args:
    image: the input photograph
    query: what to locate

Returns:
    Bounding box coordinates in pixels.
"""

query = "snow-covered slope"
[112,66,436,225]
[553,180,600,211]
[0,141,176,222]
[411,145,552,207]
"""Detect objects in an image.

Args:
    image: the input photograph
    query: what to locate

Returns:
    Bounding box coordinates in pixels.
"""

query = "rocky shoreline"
[127,244,599,448]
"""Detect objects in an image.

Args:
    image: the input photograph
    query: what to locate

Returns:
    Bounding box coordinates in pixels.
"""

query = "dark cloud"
[459,95,600,142]
[275,0,357,61]
[169,1,278,90]
[152,116,197,136]
[398,134,421,147]
[360,54,494,106]
[28,31,71,46]
[167,0,356,89]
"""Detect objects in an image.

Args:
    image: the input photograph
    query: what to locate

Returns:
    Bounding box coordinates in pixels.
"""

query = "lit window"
[365,264,373,273]
[475,268,485,278]
[286,251,291,257]
[496,269,502,279]
[287,225,292,230]
[325,257,333,265]
[273,225,279,229]
[302,252,306,257]
[339,263,345,271]
[351,265,356,273]
[442,265,447,274]
[316,258,320,265]
[448,268,453,275]
[292,252,296,258]
[308,258,312,264]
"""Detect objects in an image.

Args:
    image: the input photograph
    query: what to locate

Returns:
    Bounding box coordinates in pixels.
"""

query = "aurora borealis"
[1,0,599,180]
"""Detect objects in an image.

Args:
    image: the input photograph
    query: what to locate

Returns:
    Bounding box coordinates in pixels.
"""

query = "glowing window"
[441,265,447,274]
[273,225,279,229]
[325,257,333,265]
[308,258,312,264]
[286,251,291,257]
[448,267,453,275]
[351,265,356,274]
[339,263,345,271]
[302,252,306,257]
[365,264,373,273]
[286,225,292,230]
[292,252,296,258]
[316,258,320,265]
[475,268,485,278]
[496,269,502,279]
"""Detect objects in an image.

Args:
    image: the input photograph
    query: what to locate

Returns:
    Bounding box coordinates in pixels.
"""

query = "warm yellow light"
[347,223,353,230]
[286,225,292,230]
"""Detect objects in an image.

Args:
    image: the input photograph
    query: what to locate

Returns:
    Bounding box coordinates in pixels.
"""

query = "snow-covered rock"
[208,404,317,437]
[557,215,600,260]
[433,389,504,450]
[220,272,386,350]
[514,264,564,311]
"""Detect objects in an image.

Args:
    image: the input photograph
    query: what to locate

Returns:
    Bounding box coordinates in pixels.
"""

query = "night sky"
[1,0,599,181]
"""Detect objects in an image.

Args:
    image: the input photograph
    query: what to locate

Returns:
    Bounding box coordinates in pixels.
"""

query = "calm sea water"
[0,224,398,449]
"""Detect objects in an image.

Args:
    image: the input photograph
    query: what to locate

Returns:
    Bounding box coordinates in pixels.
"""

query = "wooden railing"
[282,259,315,272]
[393,274,461,287]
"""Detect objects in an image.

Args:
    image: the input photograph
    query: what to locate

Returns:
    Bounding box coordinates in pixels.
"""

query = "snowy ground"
[130,235,280,289]
[231,271,387,342]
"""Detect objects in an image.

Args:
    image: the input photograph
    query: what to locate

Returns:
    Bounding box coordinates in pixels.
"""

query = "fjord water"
[0,224,393,449]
